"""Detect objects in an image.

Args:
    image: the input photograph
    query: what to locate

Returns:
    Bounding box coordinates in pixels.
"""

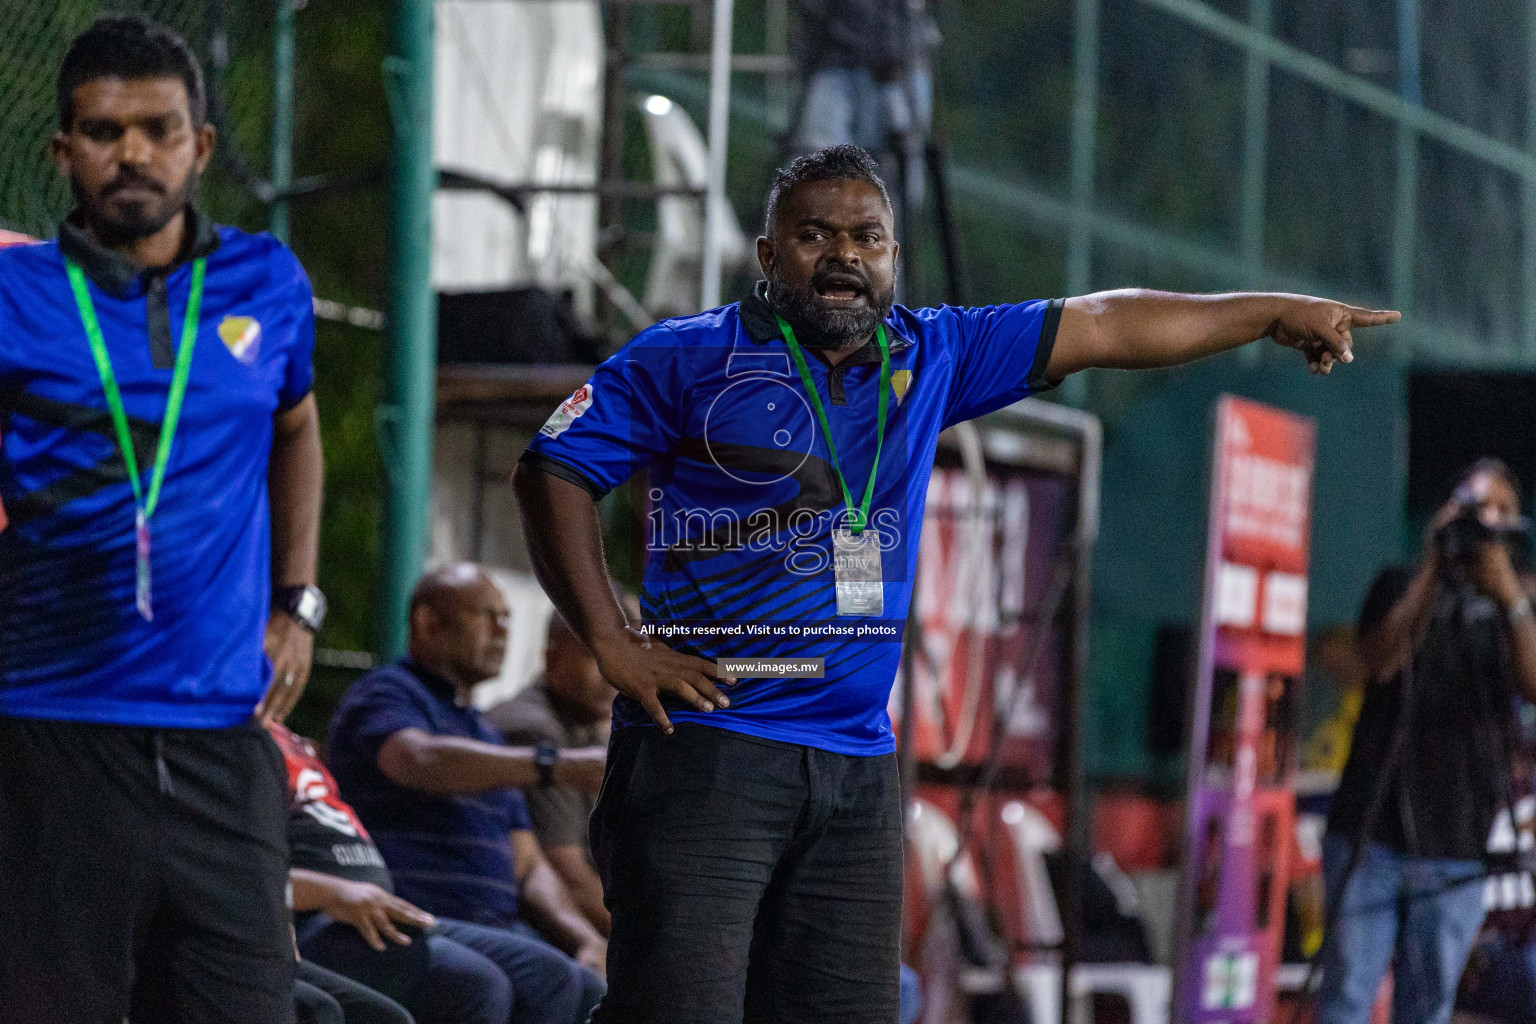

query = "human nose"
[824,232,860,267]
[116,127,152,167]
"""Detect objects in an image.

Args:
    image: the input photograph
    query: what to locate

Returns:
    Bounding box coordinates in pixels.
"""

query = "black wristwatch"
[274,584,327,633]
[535,740,560,787]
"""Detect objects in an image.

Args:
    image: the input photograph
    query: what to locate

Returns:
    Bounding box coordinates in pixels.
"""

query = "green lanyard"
[65,257,204,519]
[65,257,204,621]
[776,314,891,533]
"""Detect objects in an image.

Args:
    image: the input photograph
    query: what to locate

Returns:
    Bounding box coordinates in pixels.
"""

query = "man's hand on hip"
[591,627,733,734]
[258,612,314,724]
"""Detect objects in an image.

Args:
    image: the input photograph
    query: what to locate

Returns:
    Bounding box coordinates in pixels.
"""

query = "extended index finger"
[1342,307,1401,328]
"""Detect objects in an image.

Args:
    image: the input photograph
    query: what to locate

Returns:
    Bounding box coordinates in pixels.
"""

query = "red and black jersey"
[267,723,393,890]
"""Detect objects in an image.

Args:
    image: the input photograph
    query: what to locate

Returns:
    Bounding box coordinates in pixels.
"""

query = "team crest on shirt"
[218,315,262,365]
[890,369,914,405]
[540,384,594,438]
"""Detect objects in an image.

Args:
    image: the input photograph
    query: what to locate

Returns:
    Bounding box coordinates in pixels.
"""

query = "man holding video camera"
[1319,458,1536,1024]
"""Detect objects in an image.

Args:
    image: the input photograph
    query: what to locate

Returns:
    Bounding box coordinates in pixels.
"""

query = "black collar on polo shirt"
[739,279,911,365]
[57,207,222,370]
[740,280,908,405]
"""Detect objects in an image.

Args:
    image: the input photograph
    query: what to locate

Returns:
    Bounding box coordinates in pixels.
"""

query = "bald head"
[410,562,492,617]
[407,562,510,696]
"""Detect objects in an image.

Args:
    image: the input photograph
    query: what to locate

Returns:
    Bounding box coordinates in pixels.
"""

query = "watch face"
[288,586,326,630]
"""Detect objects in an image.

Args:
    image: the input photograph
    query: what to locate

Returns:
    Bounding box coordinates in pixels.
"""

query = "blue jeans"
[794,68,932,155]
[898,964,922,1024]
[297,913,602,1024]
[1316,834,1487,1024]
[793,66,934,221]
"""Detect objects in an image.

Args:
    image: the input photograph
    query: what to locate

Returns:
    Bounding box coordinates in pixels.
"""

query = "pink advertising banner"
[1175,395,1316,1024]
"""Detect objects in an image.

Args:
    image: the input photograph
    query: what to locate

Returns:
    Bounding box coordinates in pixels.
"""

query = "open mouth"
[814,277,868,305]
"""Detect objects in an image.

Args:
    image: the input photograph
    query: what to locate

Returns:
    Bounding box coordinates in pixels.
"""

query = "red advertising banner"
[895,464,1072,779]
[1175,396,1316,1024]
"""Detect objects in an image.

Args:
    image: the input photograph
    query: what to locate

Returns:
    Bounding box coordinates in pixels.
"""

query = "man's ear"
[409,603,437,644]
[50,131,72,179]
[193,121,217,174]
[756,236,774,280]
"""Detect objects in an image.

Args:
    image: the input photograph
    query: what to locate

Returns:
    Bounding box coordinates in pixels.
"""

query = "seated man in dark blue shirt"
[327,564,609,1008]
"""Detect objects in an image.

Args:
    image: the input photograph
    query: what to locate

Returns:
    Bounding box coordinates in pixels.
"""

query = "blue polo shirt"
[326,660,535,928]
[521,283,1061,755]
[0,212,314,727]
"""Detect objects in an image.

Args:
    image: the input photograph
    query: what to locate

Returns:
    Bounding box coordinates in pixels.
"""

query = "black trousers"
[0,715,295,1024]
[589,723,904,1024]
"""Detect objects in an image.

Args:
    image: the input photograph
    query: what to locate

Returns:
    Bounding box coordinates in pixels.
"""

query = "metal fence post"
[1062,0,1099,407]
[1238,0,1269,274]
[700,0,735,311]
[379,0,438,657]
[1237,0,1270,364]
[1391,0,1421,315]
[270,0,295,242]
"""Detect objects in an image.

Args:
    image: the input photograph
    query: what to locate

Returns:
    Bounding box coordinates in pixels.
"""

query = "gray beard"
[767,275,893,349]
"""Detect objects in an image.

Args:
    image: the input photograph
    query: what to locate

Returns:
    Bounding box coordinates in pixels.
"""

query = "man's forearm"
[380,730,546,793]
[512,462,629,650]
[1054,290,1304,376]
[269,394,323,586]
[545,844,611,936]
[290,867,348,914]
[520,858,604,955]
[1506,596,1536,703]
[1360,561,1440,683]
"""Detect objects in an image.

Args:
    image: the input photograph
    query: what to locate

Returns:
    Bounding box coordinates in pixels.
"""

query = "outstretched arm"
[1045,290,1400,381]
[376,727,607,794]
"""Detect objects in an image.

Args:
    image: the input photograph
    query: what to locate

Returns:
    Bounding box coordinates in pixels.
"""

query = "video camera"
[1437,500,1533,567]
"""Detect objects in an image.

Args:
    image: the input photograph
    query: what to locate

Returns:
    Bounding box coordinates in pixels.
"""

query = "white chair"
[998,800,1173,1024]
[906,798,1010,1013]
[638,94,755,318]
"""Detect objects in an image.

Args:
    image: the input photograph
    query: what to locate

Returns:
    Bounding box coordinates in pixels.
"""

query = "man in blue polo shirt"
[0,15,325,1024]
[327,563,609,1023]
[513,144,1401,1023]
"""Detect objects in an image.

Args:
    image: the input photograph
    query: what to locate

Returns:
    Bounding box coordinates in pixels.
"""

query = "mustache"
[102,168,166,197]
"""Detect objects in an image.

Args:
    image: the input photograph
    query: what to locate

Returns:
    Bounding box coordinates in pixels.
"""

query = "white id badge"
[833,527,884,616]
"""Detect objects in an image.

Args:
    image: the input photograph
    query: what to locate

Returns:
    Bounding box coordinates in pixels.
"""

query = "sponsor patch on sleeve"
[540,383,594,438]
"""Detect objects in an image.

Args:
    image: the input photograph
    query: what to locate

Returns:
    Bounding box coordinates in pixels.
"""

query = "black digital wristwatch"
[274,584,327,633]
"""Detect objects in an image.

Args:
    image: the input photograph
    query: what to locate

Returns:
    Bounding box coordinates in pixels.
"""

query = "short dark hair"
[763,145,892,235]
[57,13,207,131]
